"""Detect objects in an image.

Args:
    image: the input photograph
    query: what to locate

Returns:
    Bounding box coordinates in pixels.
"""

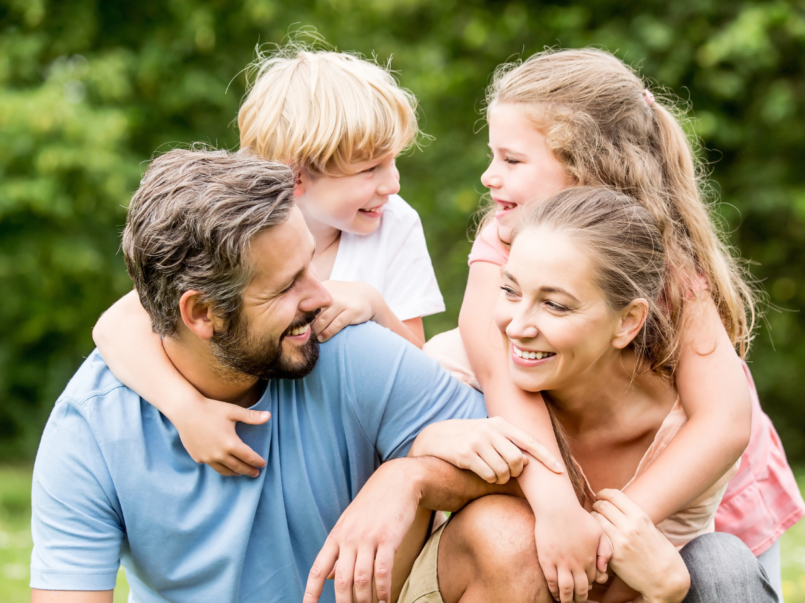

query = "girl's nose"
[481,164,501,190]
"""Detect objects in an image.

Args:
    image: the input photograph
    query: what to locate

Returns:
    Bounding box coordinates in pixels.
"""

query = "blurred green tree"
[1,0,804,459]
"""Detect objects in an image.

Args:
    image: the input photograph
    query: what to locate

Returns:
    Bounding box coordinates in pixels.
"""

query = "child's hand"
[535,505,611,603]
[410,417,564,483]
[312,281,379,342]
[593,489,690,603]
[173,397,270,477]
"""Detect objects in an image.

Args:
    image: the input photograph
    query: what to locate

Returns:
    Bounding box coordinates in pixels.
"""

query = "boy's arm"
[459,262,606,601]
[313,281,425,347]
[92,290,268,476]
[622,295,751,523]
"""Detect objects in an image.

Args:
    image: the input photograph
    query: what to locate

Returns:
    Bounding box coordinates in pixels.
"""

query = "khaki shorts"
[397,521,447,603]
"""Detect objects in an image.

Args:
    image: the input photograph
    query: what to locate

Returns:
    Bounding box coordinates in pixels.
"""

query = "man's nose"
[300,279,333,314]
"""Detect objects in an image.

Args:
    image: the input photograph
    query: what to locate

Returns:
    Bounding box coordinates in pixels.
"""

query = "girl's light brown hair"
[486,48,756,360]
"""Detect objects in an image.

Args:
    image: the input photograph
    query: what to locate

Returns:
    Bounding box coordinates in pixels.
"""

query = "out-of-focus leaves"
[1,0,804,459]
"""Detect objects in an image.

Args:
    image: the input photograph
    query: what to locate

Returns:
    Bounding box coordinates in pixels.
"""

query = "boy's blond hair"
[238,45,419,176]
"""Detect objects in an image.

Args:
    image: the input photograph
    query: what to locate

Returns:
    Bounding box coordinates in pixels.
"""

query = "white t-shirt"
[330,194,445,322]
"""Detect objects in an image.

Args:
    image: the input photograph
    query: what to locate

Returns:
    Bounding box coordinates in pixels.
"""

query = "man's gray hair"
[122,147,295,336]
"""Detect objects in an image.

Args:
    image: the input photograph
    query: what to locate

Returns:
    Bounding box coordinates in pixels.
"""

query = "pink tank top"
[468,221,805,554]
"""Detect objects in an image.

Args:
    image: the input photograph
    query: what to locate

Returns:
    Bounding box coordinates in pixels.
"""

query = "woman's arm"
[622,295,752,524]
[459,261,607,602]
[93,290,269,476]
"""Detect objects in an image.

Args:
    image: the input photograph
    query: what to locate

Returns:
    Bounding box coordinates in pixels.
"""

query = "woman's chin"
[510,370,545,393]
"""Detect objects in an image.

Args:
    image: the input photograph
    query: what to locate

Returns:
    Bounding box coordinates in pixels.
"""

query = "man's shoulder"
[57,349,142,419]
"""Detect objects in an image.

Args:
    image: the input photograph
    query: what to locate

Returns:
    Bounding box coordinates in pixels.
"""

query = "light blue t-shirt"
[31,323,486,602]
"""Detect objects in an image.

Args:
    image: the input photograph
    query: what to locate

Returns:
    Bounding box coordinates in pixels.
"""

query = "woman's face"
[494,227,626,393]
[481,103,574,244]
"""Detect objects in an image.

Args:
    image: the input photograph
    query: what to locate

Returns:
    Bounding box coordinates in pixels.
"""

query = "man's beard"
[210,309,320,382]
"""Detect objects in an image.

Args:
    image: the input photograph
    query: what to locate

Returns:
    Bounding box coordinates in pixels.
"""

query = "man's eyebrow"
[277,248,315,293]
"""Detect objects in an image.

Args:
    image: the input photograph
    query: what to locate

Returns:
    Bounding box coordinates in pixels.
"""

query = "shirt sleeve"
[380,197,445,321]
[340,323,487,461]
[468,222,509,266]
[30,397,124,591]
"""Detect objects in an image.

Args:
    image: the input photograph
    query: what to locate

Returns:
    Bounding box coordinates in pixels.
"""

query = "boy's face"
[295,154,400,236]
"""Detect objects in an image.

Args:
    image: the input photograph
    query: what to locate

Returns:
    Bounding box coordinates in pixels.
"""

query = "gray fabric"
[681,533,779,603]
[757,540,783,602]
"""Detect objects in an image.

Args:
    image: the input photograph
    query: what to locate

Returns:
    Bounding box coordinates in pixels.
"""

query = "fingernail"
[261,412,270,420]
[554,462,564,472]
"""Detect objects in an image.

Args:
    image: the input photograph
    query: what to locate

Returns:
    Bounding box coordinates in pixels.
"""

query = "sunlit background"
[2,0,805,599]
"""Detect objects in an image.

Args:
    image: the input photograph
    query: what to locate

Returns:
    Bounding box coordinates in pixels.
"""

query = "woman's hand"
[173,397,270,477]
[313,281,379,342]
[592,489,690,603]
[409,417,564,484]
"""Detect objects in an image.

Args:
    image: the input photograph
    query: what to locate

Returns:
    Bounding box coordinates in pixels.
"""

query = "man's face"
[211,208,333,381]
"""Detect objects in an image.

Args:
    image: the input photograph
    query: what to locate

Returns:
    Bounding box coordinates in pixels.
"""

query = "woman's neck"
[544,350,667,436]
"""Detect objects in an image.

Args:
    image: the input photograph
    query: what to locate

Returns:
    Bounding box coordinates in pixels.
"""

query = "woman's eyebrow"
[501,269,518,284]
[540,286,580,303]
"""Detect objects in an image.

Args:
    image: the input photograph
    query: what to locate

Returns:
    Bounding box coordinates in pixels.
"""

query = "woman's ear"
[178,290,224,341]
[612,299,649,350]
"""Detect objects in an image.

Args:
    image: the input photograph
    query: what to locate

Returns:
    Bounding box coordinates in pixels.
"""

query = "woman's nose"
[507,314,539,341]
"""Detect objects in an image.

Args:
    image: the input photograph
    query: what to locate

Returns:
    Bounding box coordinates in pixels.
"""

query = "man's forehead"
[248,208,314,286]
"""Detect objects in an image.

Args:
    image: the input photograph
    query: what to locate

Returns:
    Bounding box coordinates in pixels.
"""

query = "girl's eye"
[505,158,520,165]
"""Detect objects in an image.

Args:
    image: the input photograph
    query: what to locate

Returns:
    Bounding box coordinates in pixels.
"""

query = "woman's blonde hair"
[486,48,756,358]
[238,44,419,176]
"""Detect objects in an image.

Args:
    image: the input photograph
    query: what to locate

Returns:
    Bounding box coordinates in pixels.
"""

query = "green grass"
[3,465,805,601]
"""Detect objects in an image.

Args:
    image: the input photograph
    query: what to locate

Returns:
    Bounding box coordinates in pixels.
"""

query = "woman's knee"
[681,533,779,603]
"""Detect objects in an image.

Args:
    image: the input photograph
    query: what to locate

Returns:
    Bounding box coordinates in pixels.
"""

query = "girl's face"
[482,104,573,243]
[296,153,401,237]
[494,227,628,394]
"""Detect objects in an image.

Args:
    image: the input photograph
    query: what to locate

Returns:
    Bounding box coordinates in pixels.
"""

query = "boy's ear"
[178,290,224,341]
[294,170,308,197]
[612,299,649,349]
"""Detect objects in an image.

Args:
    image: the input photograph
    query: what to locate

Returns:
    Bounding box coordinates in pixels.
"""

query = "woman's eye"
[500,286,519,297]
[545,300,567,312]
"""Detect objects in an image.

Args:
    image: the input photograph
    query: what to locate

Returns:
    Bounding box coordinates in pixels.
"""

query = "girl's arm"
[459,262,607,602]
[313,281,425,348]
[92,290,269,476]
[622,295,752,523]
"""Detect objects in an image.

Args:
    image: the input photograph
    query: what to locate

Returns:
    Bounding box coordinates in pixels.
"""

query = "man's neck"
[161,330,262,408]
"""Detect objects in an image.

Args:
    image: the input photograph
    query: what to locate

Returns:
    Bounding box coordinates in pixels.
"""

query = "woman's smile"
[511,342,556,367]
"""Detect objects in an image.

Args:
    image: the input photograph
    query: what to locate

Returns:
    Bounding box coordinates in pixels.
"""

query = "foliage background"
[1,0,805,461]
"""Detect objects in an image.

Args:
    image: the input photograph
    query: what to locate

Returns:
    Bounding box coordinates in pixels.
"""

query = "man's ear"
[178,290,224,341]
[612,299,649,350]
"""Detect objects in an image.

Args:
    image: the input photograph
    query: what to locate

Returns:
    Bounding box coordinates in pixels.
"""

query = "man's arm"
[32,590,113,603]
[303,456,521,603]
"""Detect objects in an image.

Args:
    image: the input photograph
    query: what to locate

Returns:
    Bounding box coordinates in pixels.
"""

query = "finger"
[229,441,267,469]
[596,529,613,575]
[595,489,646,519]
[208,462,238,477]
[490,434,527,479]
[466,454,500,484]
[542,563,560,601]
[558,567,575,603]
[591,499,630,532]
[591,510,619,545]
[374,545,395,603]
[573,567,590,603]
[333,548,356,603]
[230,407,271,427]
[318,310,353,342]
[312,306,340,337]
[304,539,340,603]
[222,455,261,478]
[498,421,564,473]
[476,442,512,483]
[353,547,375,603]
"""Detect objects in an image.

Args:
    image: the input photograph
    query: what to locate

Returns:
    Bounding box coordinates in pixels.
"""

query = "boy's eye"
[361,165,378,173]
